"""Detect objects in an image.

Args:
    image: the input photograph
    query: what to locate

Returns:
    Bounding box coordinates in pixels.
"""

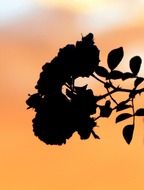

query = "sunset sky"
[1,0,144,189]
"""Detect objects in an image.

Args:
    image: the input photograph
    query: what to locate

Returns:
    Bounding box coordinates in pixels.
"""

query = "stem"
[106,86,118,106]
[65,83,71,90]
[94,115,101,121]
[72,77,75,92]
[95,84,144,103]
[91,130,100,139]
[131,98,135,126]
[108,80,118,105]
[95,89,116,101]
[91,73,105,85]
[92,73,118,103]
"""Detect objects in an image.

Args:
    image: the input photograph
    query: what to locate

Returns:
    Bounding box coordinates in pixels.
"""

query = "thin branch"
[94,115,101,121]
[91,73,105,85]
[106,82,118,105]
[131,98,135,126]
[95,89,116,101]
[108,80,118,104]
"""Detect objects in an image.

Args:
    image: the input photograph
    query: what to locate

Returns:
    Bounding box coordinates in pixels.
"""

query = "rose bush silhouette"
[26,33,144,145]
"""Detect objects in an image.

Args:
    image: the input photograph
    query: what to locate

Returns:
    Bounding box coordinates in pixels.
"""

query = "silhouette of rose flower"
[57,33,100,78]
[35,33,100,95]
[69,88,97,139]
[27,87,98,145]
[27,33,144,145]
[32,94,76,145]
[26,33,101,145]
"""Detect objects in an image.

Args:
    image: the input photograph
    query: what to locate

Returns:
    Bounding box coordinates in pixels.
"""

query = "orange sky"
[1,0,144,189]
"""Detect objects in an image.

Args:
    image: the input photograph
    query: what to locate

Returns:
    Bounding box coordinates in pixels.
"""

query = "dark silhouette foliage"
[26,33,144,145]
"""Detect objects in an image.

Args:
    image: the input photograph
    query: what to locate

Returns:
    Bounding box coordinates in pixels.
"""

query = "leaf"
[100,101,112,117]
[134,77,144,88]
[95,66,109,77]
[130,56,142,76]
[116,113,132,123]
[122,124,134,144]
[134,108,144,116]
[108,70,123,80]
[116,103,132,112]
[122,72,134,80]
[107,47,124,70]
[117,100,129,108]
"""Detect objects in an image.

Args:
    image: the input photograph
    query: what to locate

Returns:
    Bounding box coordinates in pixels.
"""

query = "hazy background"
[1,0,144,189]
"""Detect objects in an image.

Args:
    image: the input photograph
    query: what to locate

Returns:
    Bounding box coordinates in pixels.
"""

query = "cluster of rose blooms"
[26,33,100,145]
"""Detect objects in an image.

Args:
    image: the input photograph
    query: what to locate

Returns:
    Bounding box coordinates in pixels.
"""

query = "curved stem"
[131,98,135,126]
[106,85,118,105]
[108,80,118,105]
[95,89,116,101]
[91,73,105,85]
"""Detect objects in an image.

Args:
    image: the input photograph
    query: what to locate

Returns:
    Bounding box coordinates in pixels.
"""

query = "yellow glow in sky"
[36,0,144,14]
[37,0,109,12]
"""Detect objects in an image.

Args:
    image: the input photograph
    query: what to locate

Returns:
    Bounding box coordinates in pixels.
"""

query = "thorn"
[91,130,100,139]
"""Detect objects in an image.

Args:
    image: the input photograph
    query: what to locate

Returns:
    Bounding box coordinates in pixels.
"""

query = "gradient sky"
[1,0,144,189]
